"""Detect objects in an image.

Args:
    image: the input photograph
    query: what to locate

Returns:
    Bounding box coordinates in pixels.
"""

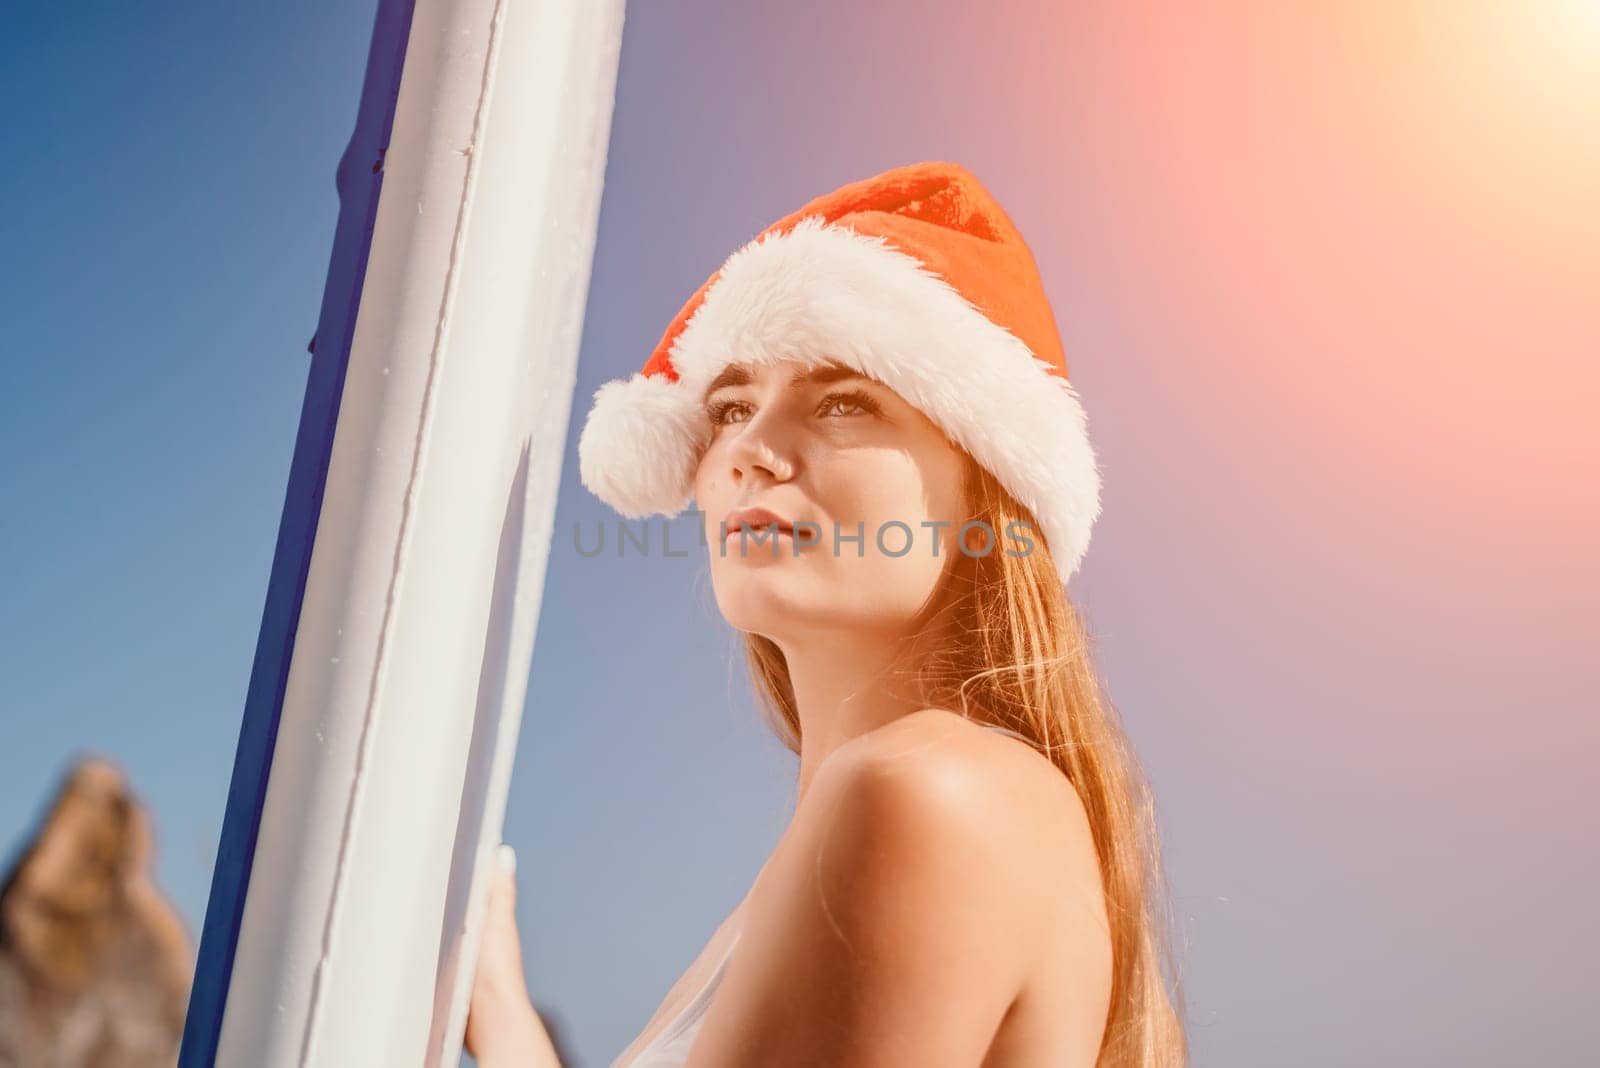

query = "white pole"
[182,1,625,1064]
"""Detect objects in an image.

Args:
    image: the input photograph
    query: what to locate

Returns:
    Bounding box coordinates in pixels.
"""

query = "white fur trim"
[577,371,706,518]
[577,215,1103,584]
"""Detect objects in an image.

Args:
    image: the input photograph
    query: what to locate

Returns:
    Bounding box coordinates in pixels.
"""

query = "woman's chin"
[714,576,829,635]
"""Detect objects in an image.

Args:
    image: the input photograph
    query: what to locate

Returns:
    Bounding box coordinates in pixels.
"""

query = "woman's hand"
[464,844,563,1067]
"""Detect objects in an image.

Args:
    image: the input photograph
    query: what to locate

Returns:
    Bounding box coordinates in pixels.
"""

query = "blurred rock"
[0,756,193,1068]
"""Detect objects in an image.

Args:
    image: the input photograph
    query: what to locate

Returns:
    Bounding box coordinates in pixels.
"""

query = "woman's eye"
[706,400,750,426]
[707,390,880,426]
[818,390,880,418]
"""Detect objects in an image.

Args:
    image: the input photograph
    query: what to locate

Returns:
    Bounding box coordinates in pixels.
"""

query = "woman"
[465,161,1186,1066]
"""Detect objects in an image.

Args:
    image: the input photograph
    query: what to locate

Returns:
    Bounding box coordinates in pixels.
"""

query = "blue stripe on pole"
[178,2,418,1063]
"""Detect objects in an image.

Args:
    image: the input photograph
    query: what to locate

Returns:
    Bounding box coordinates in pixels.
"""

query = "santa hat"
[577,160,1102,586]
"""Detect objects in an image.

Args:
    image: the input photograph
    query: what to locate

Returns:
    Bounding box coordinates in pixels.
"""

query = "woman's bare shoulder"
[690,709,1106,1063]
[828,708,1097,851]
[807,708,1094,897]
[820,708,1108,961]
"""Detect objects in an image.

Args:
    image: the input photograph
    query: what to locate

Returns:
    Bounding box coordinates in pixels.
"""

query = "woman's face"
[692,357,971,643]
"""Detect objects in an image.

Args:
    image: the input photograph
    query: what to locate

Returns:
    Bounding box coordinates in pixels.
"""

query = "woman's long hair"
[739,453,1187,1066]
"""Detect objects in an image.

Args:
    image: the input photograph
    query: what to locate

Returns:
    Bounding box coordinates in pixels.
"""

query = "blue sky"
[1,0,383,921]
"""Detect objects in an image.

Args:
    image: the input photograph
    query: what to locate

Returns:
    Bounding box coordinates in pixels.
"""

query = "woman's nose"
[728,413,796,485]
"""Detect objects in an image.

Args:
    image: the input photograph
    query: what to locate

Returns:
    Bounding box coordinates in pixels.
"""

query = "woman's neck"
[782,634,918,806]
[780,597,965,807]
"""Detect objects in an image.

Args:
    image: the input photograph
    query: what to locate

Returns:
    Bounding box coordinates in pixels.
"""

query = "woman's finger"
[494,843,517,906]
[484,848,517,937]
[465,843,529,1060]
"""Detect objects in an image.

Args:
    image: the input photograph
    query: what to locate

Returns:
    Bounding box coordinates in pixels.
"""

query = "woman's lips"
[721,506,795,539]
[723,523,794,540]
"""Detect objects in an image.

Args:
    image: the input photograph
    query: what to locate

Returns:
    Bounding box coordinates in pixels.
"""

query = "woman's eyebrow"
[702,363,870,405]
[701,363,752,404]
[794,365,871,391]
